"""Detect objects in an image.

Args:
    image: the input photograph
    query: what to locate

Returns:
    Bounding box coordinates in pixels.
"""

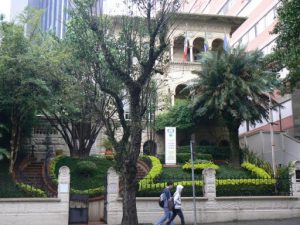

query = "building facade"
[10,0,103,38]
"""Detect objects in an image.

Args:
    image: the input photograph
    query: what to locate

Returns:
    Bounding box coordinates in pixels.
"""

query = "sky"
[0,0,11,20]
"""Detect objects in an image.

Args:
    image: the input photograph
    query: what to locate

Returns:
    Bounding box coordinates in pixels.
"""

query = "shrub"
[182,161,219,171]
[241,162,271,179]
[241,148,273,175]
[157,153,212,164]
[177,145,230,160]
[76,161,97,176]
[138,156,162,189]
[16,182,47,197]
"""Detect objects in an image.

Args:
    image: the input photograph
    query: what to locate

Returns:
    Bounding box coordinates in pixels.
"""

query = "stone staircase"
[17,161,45,189]
[136,160,150,179]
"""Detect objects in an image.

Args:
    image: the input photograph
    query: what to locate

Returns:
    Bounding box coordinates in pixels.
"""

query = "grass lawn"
[55,156,114,191]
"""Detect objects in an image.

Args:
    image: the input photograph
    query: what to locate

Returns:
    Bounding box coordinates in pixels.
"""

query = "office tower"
[10,0,104,38]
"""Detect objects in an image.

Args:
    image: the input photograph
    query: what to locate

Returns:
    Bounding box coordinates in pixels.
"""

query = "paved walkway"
[200,217,300,225]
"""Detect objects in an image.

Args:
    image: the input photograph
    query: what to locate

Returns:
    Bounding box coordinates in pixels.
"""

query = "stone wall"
[106,164,300,225]
[0,166,70,225]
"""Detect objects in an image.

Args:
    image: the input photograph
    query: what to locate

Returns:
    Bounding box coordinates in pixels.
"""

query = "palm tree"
[189,47,278,165]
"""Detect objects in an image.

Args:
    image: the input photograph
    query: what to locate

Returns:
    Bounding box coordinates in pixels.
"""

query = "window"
[218,0,233,15]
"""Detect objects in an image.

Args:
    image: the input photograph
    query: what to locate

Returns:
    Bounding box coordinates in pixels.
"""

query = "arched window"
[193,37,205,61]
[173,35,190,62]
[211,38,224,51]
[175,84,188,100]
[143,140,157,155]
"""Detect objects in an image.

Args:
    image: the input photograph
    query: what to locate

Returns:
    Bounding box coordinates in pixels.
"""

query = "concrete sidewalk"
[200,217,300,225]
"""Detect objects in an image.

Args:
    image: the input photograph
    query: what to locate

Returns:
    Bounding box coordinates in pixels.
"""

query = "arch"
[219,140,229,147]
[143,140,157,155]
[211,38,224,51]
[175,84,188,100]
[193,37,205,61]
[173,35,190,62]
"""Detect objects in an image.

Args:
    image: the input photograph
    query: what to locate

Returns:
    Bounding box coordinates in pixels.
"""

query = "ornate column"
[58,166,70,225]
[170,44,174,62]
[202,168,216,200]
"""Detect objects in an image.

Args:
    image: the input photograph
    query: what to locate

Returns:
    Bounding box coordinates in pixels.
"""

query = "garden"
[44,144,291,199]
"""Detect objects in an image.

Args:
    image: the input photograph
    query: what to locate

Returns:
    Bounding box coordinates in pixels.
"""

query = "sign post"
[165,127,176,165]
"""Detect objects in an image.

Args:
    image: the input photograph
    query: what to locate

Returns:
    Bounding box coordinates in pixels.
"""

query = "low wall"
[0,166,70,225]
[106,163,300,225]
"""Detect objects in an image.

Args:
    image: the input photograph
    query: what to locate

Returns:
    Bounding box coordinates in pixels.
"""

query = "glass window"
[256,17,265,35]
[248,27,256,41]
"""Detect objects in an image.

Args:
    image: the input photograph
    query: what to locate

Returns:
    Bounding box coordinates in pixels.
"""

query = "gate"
[69,194,89,224]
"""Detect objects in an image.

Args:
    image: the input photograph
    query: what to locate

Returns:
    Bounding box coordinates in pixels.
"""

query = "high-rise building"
[10,0,104,38]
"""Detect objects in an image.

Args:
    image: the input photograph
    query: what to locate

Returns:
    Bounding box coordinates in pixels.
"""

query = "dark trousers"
[166,208,185,225]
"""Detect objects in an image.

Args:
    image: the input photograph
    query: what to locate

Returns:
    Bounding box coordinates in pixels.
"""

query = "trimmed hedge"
[182,162,219,171]
[158,153,212,164]
[241,162,271,178]
[49,155,112,197]
[16,182,47,197]
[177,145,230,160]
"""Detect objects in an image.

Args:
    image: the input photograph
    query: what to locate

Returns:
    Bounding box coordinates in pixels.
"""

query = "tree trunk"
[121,158,138,225]
[9,118,21,174]
[227,124,241,167]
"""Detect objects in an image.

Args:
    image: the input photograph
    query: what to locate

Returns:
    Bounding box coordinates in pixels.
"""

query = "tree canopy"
[189,47,279,164]
[273,0,300,89]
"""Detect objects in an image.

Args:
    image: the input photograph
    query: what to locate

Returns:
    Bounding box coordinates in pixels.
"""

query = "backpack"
[158,193,164,208]
[168,197,174,210]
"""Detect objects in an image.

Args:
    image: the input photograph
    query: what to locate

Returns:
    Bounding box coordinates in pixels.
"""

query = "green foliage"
[241,162,271,179]
[76,160,97,176]
[138,156,162,189]
[272,0,300,89]
[182,161,219,171]
[155,100,195,131]
[242,148,273,176]
[16,182,47,197]
[177,145,230,160]
[190,47,278,163]
[0,148,9,160]
[50,156,113,197]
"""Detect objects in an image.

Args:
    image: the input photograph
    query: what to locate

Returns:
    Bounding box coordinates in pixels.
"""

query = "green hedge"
[158,153,212,164]
[177,145,230,160]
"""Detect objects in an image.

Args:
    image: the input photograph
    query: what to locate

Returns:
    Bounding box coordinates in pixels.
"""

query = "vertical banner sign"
[165,127,176,165]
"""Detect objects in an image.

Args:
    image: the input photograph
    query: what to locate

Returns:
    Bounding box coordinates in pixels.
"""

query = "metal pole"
[190,134,197,225]
[269,93,276,178]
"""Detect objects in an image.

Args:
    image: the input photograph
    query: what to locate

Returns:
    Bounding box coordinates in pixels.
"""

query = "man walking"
[155,181,174,225]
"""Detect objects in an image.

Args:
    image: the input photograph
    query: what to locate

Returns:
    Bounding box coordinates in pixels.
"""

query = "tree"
[273,0,300,89]
[189,47,278,165]
[41,37,106,158]
[155,99,195,132]
[0,17,50,173]
[68,0,182,224]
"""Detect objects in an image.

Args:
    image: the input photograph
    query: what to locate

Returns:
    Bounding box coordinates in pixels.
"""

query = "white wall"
[0,166,70,225]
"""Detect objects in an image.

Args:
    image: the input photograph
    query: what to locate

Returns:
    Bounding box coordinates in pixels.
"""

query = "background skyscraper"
[10,0,103,38]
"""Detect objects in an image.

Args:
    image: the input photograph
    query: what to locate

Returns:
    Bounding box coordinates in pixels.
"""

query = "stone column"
[170,44,174,62]
[291,161,300,197]
[106,167,122,225]
[202,168,216,200]
[58,166,70,225]
[189,45,193,62]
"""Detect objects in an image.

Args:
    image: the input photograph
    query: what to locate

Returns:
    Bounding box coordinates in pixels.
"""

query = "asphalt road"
[199,217,300,225]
